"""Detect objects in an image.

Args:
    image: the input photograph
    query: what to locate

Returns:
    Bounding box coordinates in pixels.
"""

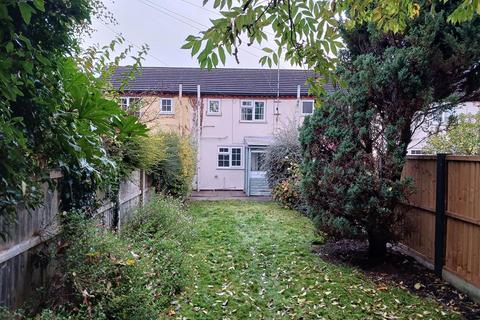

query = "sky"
[81,0,297,69]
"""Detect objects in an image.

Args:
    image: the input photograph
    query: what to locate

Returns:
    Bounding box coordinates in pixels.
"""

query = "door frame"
[245,146,268,196]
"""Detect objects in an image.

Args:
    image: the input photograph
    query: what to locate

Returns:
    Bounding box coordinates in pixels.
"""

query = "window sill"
[159,112,175,116]
[239,120,267,123]
[207,113,222,116]
[216,167,244,170]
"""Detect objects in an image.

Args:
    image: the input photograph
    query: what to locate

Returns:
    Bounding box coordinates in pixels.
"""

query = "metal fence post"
[434,153,447,277]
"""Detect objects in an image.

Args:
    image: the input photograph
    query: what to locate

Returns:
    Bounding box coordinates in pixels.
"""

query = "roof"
[110,66,334,97]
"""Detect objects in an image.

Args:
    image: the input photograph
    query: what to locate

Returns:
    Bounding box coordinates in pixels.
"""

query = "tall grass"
[6,196,194,319]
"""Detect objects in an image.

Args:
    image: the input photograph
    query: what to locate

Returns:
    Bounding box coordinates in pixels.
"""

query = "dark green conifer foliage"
[300,1,480,258]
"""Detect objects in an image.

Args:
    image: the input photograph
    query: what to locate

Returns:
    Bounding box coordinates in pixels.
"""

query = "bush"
[150,132,196,198]
[25,195,194,319]
[264,121,305,210]
[127,131,196,199]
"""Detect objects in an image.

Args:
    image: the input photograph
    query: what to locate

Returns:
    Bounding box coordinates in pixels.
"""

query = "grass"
[167,200,457,319]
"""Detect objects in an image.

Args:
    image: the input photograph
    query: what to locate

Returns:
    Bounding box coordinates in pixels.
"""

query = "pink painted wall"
[197,96,311,190]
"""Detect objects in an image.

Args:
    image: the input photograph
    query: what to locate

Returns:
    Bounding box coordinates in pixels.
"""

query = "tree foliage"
[0,0,148,233]
[184,0,479,96]
[425,112,480,155]
[300,1,480,257]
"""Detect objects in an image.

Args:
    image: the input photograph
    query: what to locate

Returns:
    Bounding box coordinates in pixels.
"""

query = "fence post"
[434,153,447,277]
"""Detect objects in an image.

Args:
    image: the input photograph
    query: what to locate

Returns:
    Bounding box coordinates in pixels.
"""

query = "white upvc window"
[217,147,243,168]
[207,99,221,115]
[410,149,426,155]
[160,98,173,114]
[241,100,265,121]
[120,97,142,117]
[301,100,314,115]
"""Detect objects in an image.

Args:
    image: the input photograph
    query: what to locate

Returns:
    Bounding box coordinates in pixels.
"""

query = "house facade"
[112,67,330,195]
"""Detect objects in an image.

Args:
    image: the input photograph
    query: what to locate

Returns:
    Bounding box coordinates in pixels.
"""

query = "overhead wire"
[98,20,170,66]
[136,0,265,59]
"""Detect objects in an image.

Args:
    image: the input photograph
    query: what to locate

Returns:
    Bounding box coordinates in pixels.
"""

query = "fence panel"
[401,155,480,300]
[445,157,480,288]
[401,156,436,261]
[0,170,152,308]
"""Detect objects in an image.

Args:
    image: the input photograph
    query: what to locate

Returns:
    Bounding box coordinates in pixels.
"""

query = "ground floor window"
[217,147,243,168]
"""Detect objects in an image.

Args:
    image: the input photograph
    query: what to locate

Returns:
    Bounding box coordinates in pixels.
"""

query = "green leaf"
[18,2,34,24]
[218,46,226,65]
[181,41,194,49]
[5,42,14,53]
[32,0,45,12]
[192,41,201,56]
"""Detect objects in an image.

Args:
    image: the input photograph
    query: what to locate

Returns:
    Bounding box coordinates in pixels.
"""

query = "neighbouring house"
[111,67,333,196]
[408,102,480,154]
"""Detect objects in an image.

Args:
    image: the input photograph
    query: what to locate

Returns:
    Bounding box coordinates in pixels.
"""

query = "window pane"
[161,99,172,112]
[254,102,264,120]
[250,152,266,171]
[219,147,229,153]
[120,97,128,110]
[302,101,313,114]
[209,100,220,113]
[218,154,230,167]
[241,107,253,120]
[231,148,241,166]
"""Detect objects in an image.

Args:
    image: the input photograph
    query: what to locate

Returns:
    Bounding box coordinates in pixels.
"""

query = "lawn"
[167,200,457,319]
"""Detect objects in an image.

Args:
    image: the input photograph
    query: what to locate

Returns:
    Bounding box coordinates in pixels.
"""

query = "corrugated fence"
[0,170,153,308]
[401,155,480,300]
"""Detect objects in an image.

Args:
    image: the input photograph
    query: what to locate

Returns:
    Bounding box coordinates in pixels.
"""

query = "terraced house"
[111,67,328,195]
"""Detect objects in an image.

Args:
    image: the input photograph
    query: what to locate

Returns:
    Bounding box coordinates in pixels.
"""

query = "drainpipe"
[296,85,301,116]
[196,84,201,192]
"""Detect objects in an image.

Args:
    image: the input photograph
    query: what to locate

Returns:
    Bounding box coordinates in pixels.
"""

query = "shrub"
[264,121,304,210]
[271,162,304,210]
[27,195,194,319]
[150,132,196,198]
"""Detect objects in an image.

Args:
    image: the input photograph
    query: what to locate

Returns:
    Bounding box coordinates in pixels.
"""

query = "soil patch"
[312,239,480,320]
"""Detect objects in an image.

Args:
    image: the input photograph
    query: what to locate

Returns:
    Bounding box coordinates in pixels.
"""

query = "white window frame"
[120,96,142,117]
[301,100,315,115]
[216,146,243,169]
[409,149,427,155]
[207,99,221,115]
[240,100,266,122]
[160,98,174,114]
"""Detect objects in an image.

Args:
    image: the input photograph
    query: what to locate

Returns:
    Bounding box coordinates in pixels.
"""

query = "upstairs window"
[302,100,314,115]
[241,100,265,121]
[208,99,221,115]
[217,147,243,168]
[160,98,173,114]
[120,97,142,117]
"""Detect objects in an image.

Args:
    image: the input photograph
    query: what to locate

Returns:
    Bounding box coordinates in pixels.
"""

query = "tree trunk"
[368,231,387,259]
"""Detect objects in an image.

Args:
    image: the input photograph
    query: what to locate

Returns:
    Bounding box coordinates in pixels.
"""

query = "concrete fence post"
[434,153,448,277]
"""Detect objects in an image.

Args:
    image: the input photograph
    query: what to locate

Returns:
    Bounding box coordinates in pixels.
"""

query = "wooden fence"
[401,155,480,300]
[0,170,154,308]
